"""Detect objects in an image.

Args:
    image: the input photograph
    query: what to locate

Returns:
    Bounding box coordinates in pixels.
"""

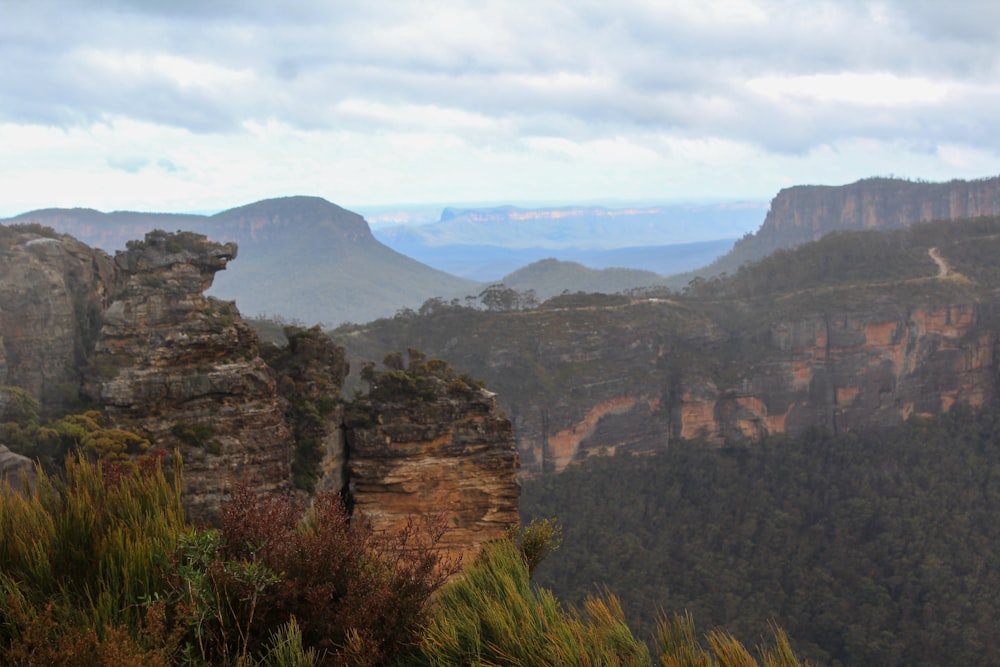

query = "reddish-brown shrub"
[216,484,459,665]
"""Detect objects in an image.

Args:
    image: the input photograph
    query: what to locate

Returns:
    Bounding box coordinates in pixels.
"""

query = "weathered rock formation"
[83,230,296,520]
[531,298,999,471]
[0,225,116,412]
[0,223,520,554]
[346,389,520,562]
[669,300,999,443]
[337,279,1000,475]
[0,445,36,495]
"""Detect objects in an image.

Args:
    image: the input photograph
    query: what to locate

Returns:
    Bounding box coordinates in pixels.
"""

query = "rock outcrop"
[0,225,117,412]
[0,445,36,495]
[83,230,295,520]
[346,388,520,562]
[0,223,521,556]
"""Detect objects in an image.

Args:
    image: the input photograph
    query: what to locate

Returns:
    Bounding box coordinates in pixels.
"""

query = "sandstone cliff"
[345,387,520,562]
[0,223,520,554]
[337,216,1000,475]
[668,299,999,445]
[83,230,296,520]
[0,225,117,412]
[341,297,1000,474]
[744,176,1000,256]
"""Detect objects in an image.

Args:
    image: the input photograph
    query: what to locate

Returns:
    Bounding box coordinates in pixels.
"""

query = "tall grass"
[406,532,812,667]
[0,452,810,666]
[0,452,185,656]
[407,536,650,666]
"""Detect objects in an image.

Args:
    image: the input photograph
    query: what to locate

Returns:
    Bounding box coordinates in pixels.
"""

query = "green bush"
[0,451,185,660]
[171,421,215,448]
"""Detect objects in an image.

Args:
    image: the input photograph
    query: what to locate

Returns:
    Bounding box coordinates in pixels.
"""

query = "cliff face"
[671,300,998,444]
[82,230,295,520]
[751,176,1000,253]
[338,285,1000,476]
[0,224,520,555]
[0,225,117,412]
[523,300,999,472]
[345,390,520,562]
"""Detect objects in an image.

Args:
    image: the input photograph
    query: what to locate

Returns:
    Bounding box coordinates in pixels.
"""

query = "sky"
[3,0,1000,217]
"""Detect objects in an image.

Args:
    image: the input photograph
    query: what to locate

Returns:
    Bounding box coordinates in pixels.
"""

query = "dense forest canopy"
[522,407,1000,666]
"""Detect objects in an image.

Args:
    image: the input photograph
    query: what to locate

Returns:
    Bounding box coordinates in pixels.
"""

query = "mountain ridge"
[671,174,1000,287]
[335,215,1000,475]
[3,196,477,326]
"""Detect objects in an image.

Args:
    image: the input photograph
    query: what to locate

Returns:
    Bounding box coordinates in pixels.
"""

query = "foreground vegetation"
[0,449,811,666]
[523,407,1000,666]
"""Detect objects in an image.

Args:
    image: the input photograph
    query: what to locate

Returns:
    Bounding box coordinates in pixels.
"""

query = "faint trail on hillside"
[928,247,949,278]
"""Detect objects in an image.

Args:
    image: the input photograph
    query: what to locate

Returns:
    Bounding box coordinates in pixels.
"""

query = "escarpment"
[336,218,1000,475]
[0,224,520,554]
[741,176,1000,257]
[342,296,1000,475]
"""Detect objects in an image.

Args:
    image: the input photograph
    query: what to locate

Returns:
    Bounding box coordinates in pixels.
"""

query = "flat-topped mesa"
[752,176,1000,253]
[86,230,293,522]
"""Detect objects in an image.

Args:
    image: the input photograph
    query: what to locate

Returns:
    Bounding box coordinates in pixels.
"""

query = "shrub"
[170,421,215,448]
[0,452,186,662]
[140,274,166,288]
[164,484,459,665]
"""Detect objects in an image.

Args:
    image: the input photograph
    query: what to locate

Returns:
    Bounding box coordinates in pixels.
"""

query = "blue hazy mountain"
[371,202,762,281]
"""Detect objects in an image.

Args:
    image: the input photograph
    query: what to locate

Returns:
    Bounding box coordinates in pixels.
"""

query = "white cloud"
[1,0,999,216]
[746,72,950,107]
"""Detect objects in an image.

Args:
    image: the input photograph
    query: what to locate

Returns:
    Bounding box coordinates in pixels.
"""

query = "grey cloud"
[2,0,999,156]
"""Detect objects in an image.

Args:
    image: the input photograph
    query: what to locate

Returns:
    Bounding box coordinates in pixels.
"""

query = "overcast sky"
[3,0,1000,216]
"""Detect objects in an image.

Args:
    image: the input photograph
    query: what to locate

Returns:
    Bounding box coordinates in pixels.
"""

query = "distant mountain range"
[3,197,761,324]
[372,202,763,280]
[3,197,476,326]
[369,239,737,282]
[8,176,1000,326]
[376,202,764,249]
[667,174,1000,288]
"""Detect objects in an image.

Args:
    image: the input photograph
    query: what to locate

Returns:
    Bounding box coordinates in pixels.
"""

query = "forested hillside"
[522,407,1000,666]
[335,215,1000,474]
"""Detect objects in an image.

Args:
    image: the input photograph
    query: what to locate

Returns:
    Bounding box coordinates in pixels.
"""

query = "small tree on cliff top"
[358,348,485,404]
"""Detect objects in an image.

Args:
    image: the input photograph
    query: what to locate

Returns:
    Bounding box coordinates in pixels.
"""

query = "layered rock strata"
[83,230,295,520]
[346,390,520,562]
[750,176,1000,254]
[338,290,1000,476]
[0,224,521,556]
[668,301,998,445]
[531,299,1000,472]
[0,225,117,412]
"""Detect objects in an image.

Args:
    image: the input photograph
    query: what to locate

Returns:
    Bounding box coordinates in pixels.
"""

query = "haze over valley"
[5,0,1000,664]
